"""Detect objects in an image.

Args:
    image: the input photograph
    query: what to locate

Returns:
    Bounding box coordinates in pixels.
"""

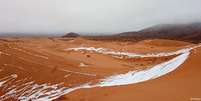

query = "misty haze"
[0,0,201,34]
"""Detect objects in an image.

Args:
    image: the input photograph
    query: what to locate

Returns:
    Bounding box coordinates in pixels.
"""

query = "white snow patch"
[67,47,108,53]
[79,63,88,67]
[64,74,71,78]
[96,50,190,87]
[66,46,192,58]
[0,74,84,101]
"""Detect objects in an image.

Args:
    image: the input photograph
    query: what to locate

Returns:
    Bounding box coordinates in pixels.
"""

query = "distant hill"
[136,39,192,47]
[86,23,201,43]
[62,32,80,38]
[116,23,201,43]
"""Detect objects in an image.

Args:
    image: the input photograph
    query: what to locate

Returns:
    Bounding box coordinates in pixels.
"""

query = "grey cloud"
[0,0,201,34]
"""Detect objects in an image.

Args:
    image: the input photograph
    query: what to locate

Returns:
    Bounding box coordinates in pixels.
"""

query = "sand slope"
[137,39,192,47]
[62,46,201,101]
[0,38,199,101]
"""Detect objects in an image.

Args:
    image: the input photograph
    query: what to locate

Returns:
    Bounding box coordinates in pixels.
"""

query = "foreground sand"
[63,46,201,101]
[0,37,200,101]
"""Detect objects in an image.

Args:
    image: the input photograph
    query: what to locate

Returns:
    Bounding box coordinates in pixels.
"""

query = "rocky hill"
[62,32,80,38]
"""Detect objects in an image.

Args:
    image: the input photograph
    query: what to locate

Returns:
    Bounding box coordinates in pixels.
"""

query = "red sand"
[0,38,199,101]
[61,46,201,101]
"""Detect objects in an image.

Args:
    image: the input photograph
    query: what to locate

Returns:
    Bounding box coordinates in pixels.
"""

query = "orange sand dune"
[61,45,201,101]
[0,38,199,101]
[137,39,192,47]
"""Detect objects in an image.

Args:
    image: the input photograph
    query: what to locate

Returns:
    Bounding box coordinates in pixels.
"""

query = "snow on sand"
[0,45,200,100]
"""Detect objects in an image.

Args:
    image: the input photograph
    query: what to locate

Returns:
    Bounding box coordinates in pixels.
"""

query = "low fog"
[0,0,201,35]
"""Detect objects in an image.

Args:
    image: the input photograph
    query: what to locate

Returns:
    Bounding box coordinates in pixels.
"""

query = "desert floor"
[0,37,200,101]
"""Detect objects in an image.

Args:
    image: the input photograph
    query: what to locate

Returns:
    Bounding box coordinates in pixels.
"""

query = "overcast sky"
[0,0,201,34]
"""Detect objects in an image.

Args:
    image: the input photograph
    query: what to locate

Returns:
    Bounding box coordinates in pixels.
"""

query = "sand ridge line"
[65,45,194,58]
[0,50,11,56]
[58,68,96,77]
[7,45,49,60]
[3,64,26,71]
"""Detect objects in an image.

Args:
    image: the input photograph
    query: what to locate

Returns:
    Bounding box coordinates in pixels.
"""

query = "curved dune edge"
[96,50,190,87]
[0,45,200,101]
[66,45,193,58]
[57,46,198,99]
